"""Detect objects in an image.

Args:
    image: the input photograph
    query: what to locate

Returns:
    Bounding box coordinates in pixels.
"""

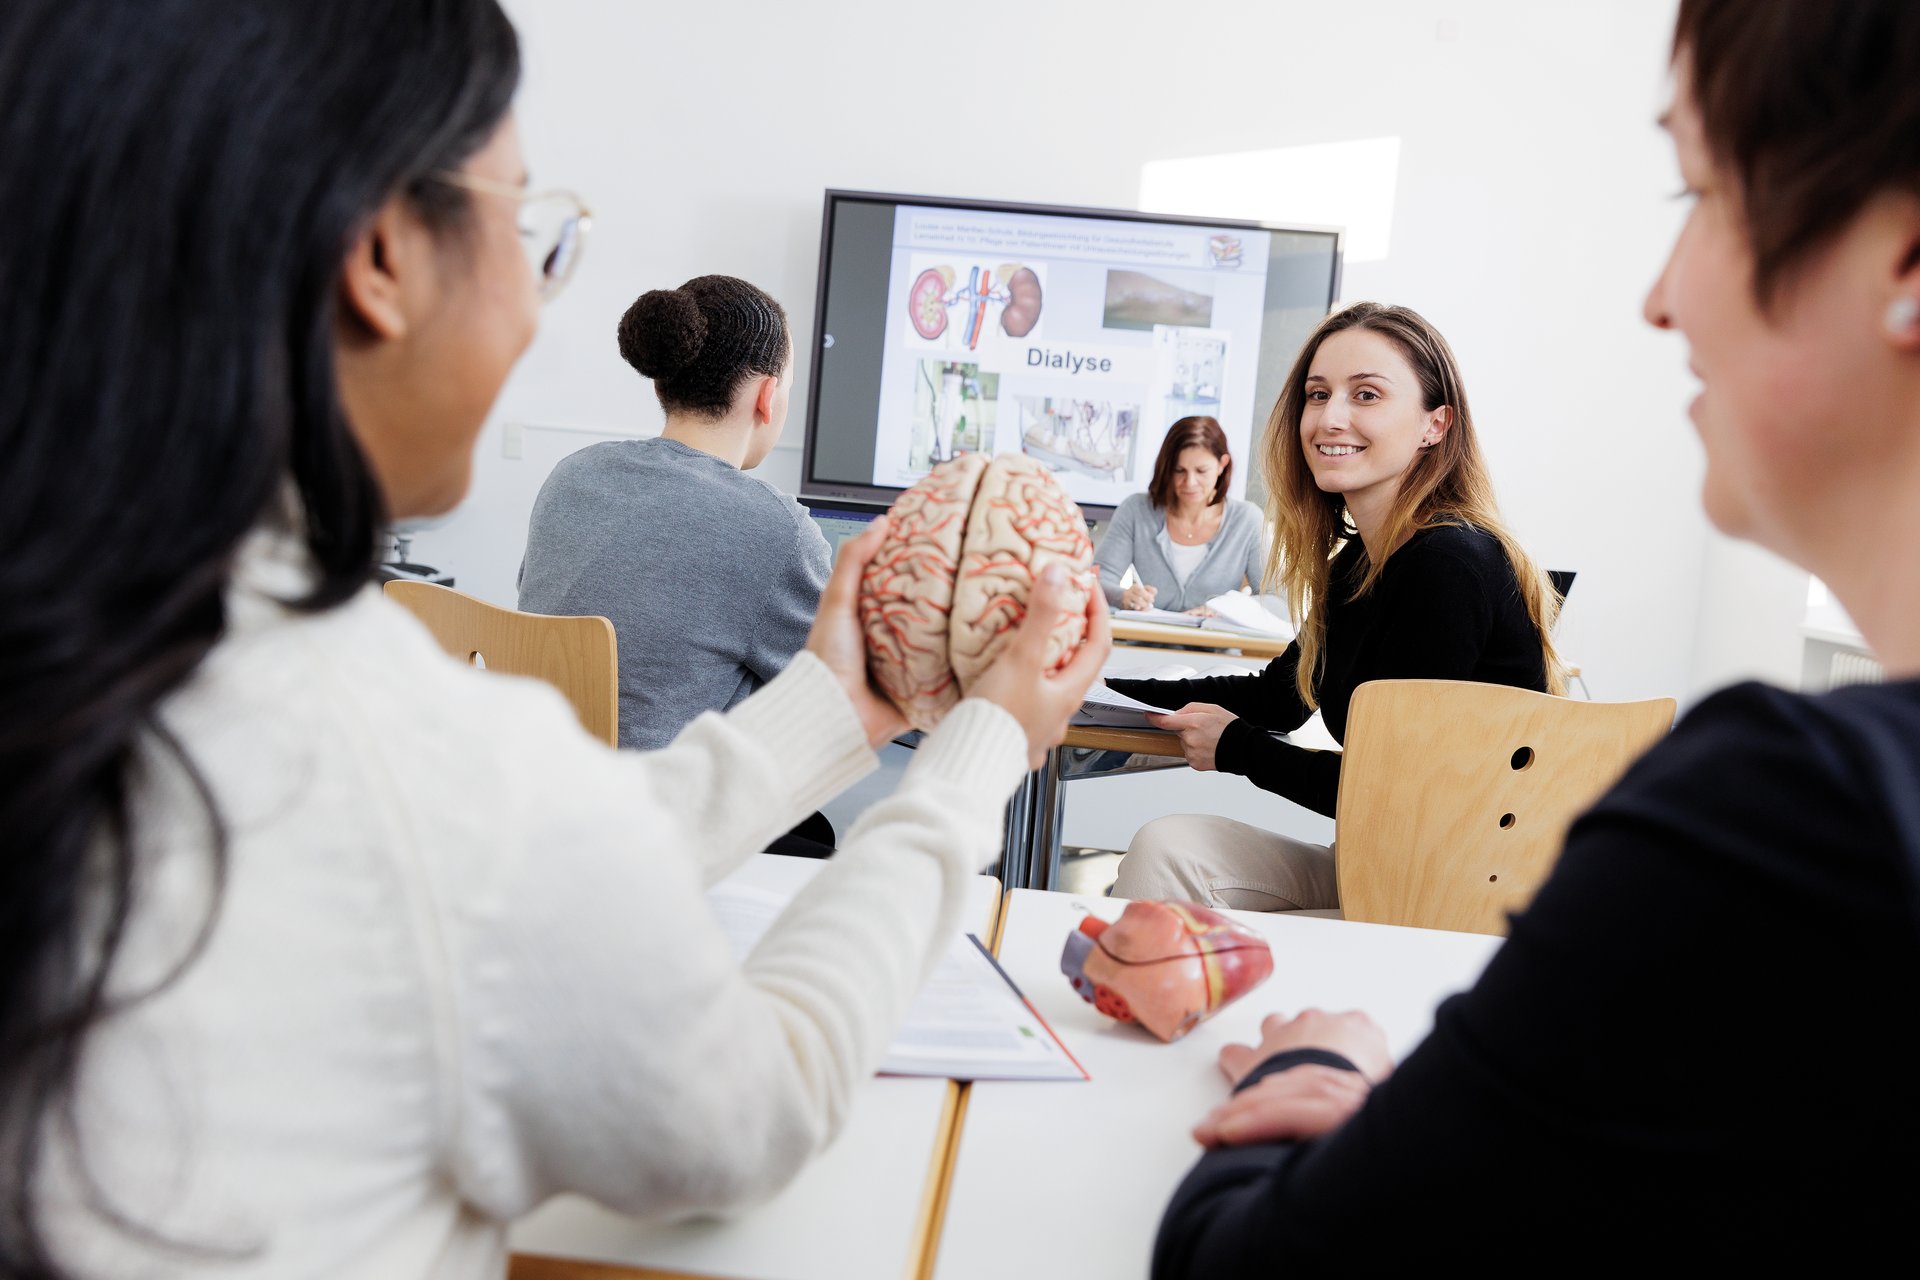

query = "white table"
[934,890,1503,1280]
[509,856,1003,1280]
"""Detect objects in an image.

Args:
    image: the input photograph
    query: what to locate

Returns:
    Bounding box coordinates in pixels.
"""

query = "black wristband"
[1232,1047,1362,1095]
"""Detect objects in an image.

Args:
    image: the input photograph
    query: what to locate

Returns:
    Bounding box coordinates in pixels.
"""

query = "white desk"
[509,856,1003,1280]
[934,890,1503,1280]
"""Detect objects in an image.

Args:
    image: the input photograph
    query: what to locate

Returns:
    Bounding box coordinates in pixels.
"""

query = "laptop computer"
[799,495,889,556]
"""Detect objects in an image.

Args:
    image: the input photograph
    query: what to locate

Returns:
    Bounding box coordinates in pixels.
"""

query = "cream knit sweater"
[41,539,1027,1278]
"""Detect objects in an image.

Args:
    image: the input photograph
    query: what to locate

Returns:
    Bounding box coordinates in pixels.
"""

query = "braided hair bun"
[616,275,791,418]
[618,288,707,381]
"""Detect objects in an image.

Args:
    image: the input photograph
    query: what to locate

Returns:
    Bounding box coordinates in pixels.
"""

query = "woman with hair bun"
[521,279,825,741]
[522,275,841,851]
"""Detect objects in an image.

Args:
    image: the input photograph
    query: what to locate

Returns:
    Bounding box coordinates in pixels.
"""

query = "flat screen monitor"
[800,190,1343,518]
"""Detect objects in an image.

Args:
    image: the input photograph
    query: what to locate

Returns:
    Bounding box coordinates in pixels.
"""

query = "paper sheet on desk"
[1104,659,1252,683]
[1073,683,1165,728]
[707,883,1086,1081]
[1111,593,1292,639]
[1202,591,1292,638]
[1073,661,1257,727]
[1111,606,1204,627]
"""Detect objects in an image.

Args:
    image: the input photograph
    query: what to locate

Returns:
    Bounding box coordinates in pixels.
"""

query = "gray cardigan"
[517,437,830,751]
[1092,492,1266,612]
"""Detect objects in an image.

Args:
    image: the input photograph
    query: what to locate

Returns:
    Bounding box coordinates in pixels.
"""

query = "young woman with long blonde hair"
[1108,301,1564,910]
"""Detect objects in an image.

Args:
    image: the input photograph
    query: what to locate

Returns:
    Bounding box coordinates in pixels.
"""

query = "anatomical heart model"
[859,453,1096,731]
[1061,901,1274,1042]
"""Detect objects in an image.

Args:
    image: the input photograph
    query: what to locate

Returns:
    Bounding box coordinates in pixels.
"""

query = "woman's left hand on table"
[1193,1009,1393,1147]
[1192,1062,1373,1148]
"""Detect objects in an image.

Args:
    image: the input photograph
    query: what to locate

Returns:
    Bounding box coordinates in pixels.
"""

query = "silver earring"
[1889,296,1920,335]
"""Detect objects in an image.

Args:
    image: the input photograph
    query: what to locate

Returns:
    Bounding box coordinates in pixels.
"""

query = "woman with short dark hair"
[1091,415,1265,615]
[1153,1,1920,1270]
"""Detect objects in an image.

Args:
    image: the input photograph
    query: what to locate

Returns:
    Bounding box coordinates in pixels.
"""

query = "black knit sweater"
[1107,523,1548,816]
[1152,678,1920,1272]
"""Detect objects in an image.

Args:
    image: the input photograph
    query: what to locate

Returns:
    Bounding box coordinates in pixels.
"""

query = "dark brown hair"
[618,274,789,419]
[1675,0,1920,307]
[1146,415,1232,509]
[0,1,520,1273]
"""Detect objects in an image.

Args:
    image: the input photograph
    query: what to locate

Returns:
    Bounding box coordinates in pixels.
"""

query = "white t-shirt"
[1165,538,1210,587]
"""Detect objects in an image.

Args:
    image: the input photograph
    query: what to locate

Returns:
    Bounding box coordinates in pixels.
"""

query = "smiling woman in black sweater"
[1109,302,1563,910]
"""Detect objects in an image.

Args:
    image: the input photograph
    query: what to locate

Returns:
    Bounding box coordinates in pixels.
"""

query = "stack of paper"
[1111,605,1206,628]
[1074,683,1168,729]
[1111,592,1292,639]
[1203,591,1292,637]
[1073,659,1258,728]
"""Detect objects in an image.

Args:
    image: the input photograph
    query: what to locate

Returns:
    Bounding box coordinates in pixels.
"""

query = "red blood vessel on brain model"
[858,453,1095,731]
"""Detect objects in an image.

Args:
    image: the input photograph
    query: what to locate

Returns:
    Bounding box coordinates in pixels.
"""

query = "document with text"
[707,881,1086,1082]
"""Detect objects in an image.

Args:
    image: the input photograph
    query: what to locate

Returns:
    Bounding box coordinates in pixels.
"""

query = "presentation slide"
[868,205,1273,508]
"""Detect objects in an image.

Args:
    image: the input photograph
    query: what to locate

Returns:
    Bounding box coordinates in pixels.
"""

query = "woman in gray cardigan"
[1094,416,1265,614]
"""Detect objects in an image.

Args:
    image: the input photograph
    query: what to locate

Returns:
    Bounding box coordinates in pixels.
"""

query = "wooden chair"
[383,580,619,748]
[1334,679,1675,935]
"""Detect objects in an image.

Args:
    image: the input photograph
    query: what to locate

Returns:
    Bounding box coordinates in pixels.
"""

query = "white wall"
[410,1,1808,793]
[1688,533,1808,690]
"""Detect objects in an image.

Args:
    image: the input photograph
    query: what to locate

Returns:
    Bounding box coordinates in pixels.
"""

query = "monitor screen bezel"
[797,188,1345,520]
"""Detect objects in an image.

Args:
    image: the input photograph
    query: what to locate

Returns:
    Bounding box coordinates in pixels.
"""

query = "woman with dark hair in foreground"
[0,2,1105,1275]
[1153,1,1920,1270]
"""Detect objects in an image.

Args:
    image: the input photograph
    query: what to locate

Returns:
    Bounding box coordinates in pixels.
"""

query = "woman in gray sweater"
[1093,416,1265,614]
[522,275,826,756]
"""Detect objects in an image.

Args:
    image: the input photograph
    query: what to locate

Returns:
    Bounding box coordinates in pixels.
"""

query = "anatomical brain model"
[1061,901,1275,1042]
[860,453,1096,731]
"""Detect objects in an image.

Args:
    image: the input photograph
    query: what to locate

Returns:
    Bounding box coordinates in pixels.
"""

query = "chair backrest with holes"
[1334,679,1674,934]
[382,580,619,748]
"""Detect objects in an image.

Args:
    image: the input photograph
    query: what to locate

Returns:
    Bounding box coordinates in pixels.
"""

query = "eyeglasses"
[429,170,593,301]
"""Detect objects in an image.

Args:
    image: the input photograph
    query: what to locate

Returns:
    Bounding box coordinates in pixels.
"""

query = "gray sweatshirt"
[1092,492,1266,612]
[518,436,830,751]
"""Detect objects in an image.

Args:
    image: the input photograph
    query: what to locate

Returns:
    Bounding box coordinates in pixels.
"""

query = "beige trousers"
[1111,813,1338,912]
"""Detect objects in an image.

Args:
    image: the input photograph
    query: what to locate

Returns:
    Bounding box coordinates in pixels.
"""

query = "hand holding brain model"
[859,454,1109,765]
